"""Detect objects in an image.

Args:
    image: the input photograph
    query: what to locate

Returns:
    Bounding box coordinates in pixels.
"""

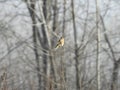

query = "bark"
[25,0,41,90]
[41,1,49,90]
[62,0,66,36]
[51,0,58,84]
[52,0,57,32]
[71,0,80,90]
[95,0,101,90]
[111,60,120,90]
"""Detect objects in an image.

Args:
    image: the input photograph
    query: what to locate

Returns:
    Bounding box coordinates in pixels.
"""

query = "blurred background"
[0,0,120,90]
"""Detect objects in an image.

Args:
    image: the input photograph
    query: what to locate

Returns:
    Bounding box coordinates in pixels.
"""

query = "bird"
[55,37,64,49]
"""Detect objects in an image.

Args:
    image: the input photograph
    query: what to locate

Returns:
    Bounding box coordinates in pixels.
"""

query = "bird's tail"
[55,44,60,50]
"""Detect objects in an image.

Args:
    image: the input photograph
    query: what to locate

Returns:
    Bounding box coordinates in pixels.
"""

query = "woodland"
[0,0,120,90]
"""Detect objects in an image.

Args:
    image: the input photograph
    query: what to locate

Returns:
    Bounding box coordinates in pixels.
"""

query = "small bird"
[55,37,64,49]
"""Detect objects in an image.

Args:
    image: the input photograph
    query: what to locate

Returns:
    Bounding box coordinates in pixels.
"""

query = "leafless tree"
[95,0,101,90]
[0,0,120,90]
[71,0,80,89]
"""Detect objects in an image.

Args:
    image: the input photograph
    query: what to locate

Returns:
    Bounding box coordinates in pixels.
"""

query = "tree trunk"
[71,0,80,90]
[41,1,49,90]
[100,15,120,90]
[25,0,41,90]
[95,0,101,90]
[111,60,119,90]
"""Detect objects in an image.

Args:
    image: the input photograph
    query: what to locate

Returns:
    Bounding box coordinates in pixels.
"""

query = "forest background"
[0,0,120,90]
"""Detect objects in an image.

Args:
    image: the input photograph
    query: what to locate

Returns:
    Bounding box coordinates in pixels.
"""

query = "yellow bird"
[55,37,64,49]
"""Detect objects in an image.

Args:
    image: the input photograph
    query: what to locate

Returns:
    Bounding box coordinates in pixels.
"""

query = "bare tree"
[95,0,101,90]
[71,0,80,89]
[25,0,42,90]
[100,15,120,90]
[1,0,120,90]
